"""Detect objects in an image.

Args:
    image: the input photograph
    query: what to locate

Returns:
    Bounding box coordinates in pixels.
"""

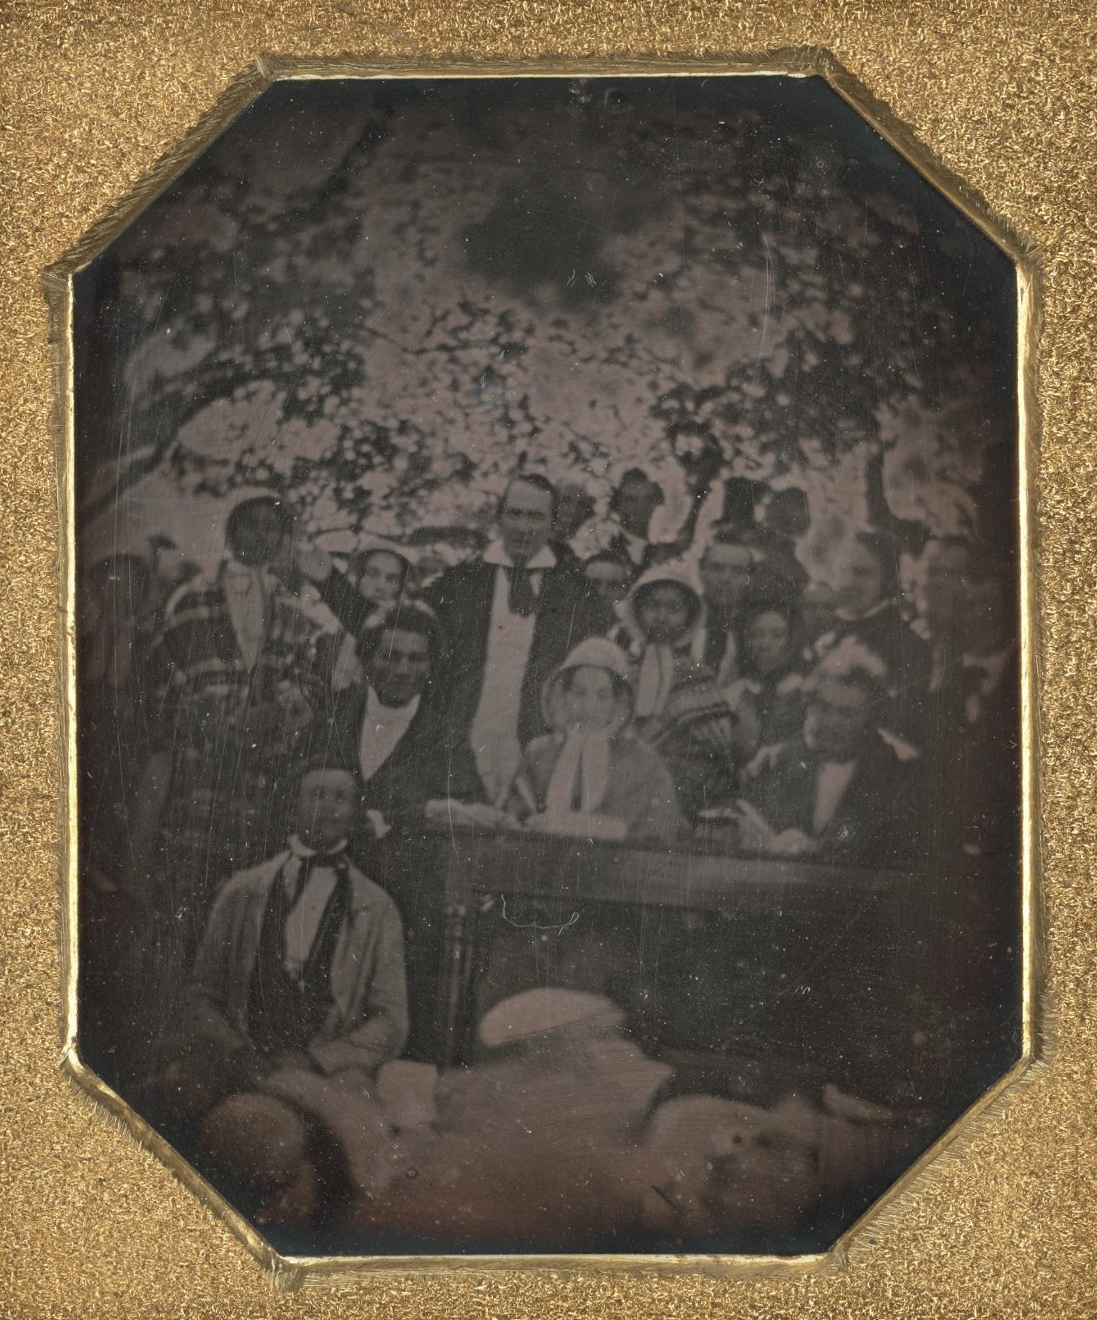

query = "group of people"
[77,463,1018,1243]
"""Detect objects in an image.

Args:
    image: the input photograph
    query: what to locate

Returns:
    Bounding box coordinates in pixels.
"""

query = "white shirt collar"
[364,687,420,726]
[288,833,348,860]
[482,538,557,571]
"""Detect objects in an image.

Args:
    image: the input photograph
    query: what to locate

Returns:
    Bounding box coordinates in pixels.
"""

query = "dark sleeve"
[568,570,614,641]
[318,567,378,639]
[377,713,487,825]
[435,727,486,803]
[740,752,798,838]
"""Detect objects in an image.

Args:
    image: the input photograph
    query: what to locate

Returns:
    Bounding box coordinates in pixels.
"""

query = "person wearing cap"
[612,564,760,821]
[145,757,408,1229]
[504,638,682,844]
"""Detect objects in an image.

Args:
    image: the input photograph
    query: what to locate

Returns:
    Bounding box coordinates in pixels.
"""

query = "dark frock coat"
[742,730,923,868]
[424,558,610,750]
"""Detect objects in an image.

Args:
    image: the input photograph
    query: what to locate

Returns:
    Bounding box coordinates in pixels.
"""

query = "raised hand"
[292,541,334,585]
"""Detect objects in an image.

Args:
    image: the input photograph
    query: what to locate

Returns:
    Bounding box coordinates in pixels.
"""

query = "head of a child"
[294,765,362,852]
[634,579,701,647]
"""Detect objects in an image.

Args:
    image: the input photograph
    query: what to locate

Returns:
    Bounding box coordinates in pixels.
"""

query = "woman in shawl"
[505,637,682,845]
[611,565,760,820]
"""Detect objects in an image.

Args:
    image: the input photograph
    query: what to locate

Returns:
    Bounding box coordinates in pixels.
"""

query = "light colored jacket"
[185,850,408,1077]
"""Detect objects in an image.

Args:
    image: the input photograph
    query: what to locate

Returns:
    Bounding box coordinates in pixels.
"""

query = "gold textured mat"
[2,3,1089,1315]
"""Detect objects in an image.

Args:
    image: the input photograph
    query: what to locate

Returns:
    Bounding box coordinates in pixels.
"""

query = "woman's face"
[357,551,405,604]
[835,543,885,618]
[637,583,693,645]
[561,666,624,732]
[747,610,791,676]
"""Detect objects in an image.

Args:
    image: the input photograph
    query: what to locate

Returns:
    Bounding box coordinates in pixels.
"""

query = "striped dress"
[151,563,326,955]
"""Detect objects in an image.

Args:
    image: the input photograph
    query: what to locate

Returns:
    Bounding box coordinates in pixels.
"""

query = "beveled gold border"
[45,48,1042,1289]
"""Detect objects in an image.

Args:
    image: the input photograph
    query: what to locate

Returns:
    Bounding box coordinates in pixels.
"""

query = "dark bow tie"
[289,850,347,904]
[507,565,538,616]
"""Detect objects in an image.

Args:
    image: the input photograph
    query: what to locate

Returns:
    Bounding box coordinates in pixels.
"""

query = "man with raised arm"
[425,474,610,803]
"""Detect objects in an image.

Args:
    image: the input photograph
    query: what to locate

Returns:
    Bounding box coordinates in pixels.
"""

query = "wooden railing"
[373,828,1018,1109]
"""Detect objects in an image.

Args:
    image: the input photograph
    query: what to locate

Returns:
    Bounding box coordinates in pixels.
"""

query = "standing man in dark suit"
[426,473,610,804]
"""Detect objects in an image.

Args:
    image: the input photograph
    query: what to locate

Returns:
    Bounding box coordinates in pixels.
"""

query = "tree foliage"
[78,80,1015,556]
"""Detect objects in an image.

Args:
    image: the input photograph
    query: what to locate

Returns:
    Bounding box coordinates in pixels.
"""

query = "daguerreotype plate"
[47,52,1037,1286]
[60,64,1033,1268]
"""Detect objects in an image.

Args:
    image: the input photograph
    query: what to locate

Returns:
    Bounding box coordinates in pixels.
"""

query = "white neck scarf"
[544,730,612,822]
[221,560,273,671]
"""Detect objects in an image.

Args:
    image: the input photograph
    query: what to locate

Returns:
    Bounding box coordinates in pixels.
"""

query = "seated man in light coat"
[150,758,408,1231]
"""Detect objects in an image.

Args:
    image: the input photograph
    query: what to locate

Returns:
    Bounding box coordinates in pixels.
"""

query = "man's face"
[765,491,810,539]
[637,583,694,645]
[614,479,662,538]
[295,769,359,851]
[498,480,554,563]
[803,677,873,759]
[366,627,432,707]
[230,505,291,570]
[699,544,752,613]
